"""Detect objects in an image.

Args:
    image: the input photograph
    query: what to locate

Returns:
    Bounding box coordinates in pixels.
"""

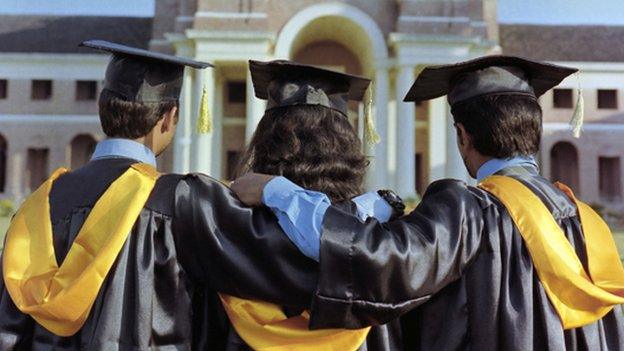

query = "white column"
[428,97,447,183]
[7,146,26,202]
[395,65,416,198]
[445,106,467,181]
[365,68,390,190]
[211,73,223,178]
[190,68,214,175]
[245,69,265,143]
[173,67,193,173]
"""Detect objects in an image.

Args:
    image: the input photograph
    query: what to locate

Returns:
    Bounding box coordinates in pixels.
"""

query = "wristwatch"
[377,189,406,220]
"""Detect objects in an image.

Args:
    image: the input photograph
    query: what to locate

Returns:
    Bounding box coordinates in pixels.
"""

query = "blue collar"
[90,138,157,167]
[476,155,538,182]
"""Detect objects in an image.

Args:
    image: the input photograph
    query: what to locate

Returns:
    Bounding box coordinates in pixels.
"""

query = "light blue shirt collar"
[476,155,538,182]
[91,138,157,167]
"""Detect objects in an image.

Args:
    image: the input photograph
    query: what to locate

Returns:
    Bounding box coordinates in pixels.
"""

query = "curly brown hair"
[236,105,369,202]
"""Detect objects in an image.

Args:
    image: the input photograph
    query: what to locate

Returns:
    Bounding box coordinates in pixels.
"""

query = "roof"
[0,16,152,54]
[500,24,624,63]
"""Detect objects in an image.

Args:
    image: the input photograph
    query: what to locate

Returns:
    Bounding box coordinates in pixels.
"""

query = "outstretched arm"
[172,173,318,308]
[232,174,485,329]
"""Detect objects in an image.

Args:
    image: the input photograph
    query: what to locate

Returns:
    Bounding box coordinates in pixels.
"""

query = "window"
[26,148,49,191]
[550,142,580,192]
[227,81,246,103]
[599,157,622,201]
[75,80,97,101]
[70,134,97,169]
[597,89,618,109]
[0,80,7,99]
[226,150,241,180]
[31,80,52,100]
[553,89,573,108]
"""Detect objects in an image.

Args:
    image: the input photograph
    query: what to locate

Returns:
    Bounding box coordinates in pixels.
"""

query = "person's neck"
[125,134,157,155]
[467,153,492,178]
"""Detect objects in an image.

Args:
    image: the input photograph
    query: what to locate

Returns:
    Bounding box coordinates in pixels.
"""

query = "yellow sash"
[2,163,159,336]
[479,175,624,329]
[219,294,370,351]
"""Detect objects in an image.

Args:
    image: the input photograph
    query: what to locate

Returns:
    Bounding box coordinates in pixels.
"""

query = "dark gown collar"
[492,164,577,220]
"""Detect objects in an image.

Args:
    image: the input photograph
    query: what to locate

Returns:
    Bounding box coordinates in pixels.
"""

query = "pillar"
[395,65,416,198]
[245,68,265,143]
[445,105,467,181]
[173,67,194,173]
[428,97,447,183]
[365,67,390,190]
[190,67,214,175]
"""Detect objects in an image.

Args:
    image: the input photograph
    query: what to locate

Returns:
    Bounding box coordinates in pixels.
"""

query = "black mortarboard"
[404,55,578,106]
[79,39,212,103]
[249,60,371,117]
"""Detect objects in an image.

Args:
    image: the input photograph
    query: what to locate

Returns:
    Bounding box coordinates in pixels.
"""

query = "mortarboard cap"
[79,39,212,103]
[249,60,371,117]
[403,55,577,107]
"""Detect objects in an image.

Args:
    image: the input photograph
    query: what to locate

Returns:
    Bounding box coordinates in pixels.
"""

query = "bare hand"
[231,173,275,206]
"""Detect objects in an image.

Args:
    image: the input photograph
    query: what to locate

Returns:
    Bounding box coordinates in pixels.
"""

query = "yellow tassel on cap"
[196,86,212,134]
[364,83,380,145]
[570,88,584,139]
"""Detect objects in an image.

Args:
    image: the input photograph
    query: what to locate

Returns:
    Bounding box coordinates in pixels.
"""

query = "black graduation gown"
[310,165,624,350]
[0,158,320,350]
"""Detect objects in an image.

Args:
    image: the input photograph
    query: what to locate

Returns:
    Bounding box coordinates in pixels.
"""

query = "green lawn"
[0,216,8,250]
[614,231,624,260]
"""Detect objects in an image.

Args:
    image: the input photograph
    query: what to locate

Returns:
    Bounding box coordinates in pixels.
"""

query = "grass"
[0,216,9,250]
[614,231,624,260]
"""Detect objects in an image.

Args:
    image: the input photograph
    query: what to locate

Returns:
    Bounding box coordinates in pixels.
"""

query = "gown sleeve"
[309,179,487,329]
[0,258,34,350]
[172,173,319,308]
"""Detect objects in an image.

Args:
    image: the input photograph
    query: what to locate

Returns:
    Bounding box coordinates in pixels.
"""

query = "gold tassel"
[364,83,380,145]
[196,86,212,134]
[570,88,584,139]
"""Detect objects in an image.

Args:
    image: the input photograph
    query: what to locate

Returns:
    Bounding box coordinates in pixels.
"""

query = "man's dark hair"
[98,89,179,139]
[236,105,369,203]
[451,94,543,158]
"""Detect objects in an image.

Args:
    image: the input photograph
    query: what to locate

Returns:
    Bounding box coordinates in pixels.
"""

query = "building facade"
[0,1,622,214]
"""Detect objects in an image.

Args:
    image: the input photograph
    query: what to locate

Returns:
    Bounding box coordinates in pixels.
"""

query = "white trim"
[0,115,99,123]
[195,11,267,19]
[0,53,107,80]
[399,15,470,23]
[177,16,194,22]
[223,117,246,126]
[543,122,624,131]
[274,2,388,61]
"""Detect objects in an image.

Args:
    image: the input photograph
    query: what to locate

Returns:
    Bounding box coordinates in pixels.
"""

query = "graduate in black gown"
[232,56,624,350]
[0,41,324,350]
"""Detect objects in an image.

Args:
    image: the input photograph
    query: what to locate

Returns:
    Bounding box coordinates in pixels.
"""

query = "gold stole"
[479,175,624,329]
[219,294,370,351]
[2,163,159,336]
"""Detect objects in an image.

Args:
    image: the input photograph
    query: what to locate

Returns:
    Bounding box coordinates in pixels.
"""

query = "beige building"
[0,1,622,214]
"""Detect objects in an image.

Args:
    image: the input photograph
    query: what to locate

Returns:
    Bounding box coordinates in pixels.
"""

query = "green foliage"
[0,199,14,218]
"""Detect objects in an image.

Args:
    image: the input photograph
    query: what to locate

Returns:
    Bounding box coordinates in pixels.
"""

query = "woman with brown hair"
[227,60,402,350]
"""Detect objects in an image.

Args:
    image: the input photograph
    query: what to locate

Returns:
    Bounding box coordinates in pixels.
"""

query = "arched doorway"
[0,134,6,192]
[550,141,580,193]
[70,134,97,169]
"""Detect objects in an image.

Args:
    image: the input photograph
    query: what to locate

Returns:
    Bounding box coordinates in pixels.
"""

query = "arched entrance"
[550,141,580,192]
[70,134,97,169]
[274,3,392,190]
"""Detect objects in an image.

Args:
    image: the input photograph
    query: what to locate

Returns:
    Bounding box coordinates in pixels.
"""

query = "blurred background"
[0,0,622,255]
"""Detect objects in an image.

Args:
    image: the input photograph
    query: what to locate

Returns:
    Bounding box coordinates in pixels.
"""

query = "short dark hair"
[451,95,543,158]
[97,89,179,139]
[236,105,369,203]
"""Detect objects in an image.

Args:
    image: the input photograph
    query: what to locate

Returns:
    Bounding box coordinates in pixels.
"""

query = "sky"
[0,0,623,25]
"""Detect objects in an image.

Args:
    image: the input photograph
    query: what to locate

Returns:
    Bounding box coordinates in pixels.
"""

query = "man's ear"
[160,106,178,133]
[455,122,470,147]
